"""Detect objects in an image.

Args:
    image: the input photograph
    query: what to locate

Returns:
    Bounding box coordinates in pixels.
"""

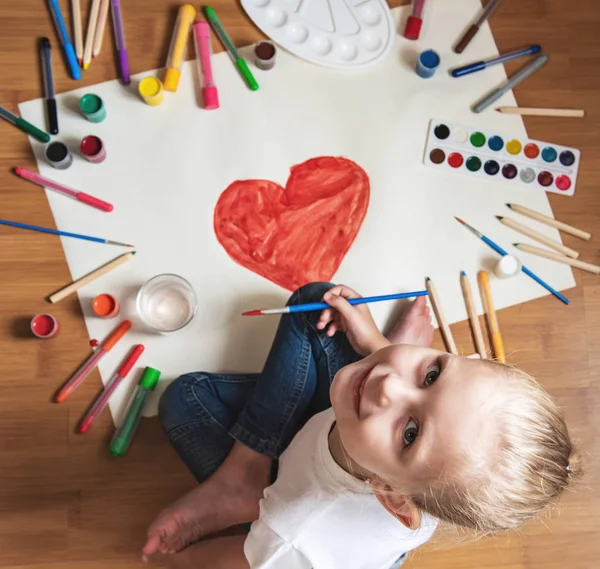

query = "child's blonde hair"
[410,361,581,533]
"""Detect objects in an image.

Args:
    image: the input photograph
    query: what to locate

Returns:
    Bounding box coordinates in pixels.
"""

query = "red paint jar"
[31,313,60,338]
[80,135,107,163]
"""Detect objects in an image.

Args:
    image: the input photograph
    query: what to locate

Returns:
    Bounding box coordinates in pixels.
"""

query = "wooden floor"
[0,0,598,567]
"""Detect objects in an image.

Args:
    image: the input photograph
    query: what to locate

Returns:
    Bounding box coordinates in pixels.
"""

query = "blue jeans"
[159,282,362,484]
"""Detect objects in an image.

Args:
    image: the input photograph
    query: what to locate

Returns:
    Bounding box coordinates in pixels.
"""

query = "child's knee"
[158,373,199,433]
[287,282,334,307]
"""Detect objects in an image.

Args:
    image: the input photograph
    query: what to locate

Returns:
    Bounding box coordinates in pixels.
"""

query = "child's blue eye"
[424,362,441,386]
[403,419,419,447]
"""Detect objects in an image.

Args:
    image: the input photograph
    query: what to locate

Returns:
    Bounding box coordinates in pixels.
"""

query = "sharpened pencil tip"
[513,243,519,247]
[83,63,90,70]
[496,215,503,220]
[131,250,136,254]
[505,203,512,208]
[461,270,466,276]
[425,276,431,282]
[495,108,502,112]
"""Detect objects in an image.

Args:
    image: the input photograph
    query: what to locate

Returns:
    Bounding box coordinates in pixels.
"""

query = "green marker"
[204,6,259,91]
[109,366,161,457]
[0,104,50,143]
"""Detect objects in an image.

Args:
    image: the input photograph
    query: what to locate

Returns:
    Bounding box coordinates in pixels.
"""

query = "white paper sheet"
[19,0,575,420]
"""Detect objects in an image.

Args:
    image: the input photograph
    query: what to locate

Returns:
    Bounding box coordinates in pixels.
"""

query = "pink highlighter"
[193,21,219,110]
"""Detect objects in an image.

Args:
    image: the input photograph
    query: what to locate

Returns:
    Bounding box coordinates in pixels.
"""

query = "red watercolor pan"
[424,118,580,196]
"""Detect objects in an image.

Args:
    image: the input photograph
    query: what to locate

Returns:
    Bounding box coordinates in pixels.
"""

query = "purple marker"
[110,0,130,84]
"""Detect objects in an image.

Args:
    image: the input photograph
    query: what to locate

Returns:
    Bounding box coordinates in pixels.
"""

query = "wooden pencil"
[460,271,488,358]
[496,107,585,118]
[83,0,101,70]
[425,277,458,355]
[72,0,83,65]
[515,243,600,275]
[49,252,135,303]
[92,0,110,58]
[506,203,591,241]
[477,271,506,364]
[497,216,580,259]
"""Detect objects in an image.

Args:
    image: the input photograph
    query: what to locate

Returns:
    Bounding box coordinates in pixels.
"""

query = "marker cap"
[163,68,181,92]
[139,366,161,390]
[404,16,422,40]
[202,86,219,110]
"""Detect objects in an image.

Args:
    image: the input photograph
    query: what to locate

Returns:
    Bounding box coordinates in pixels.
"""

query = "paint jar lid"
[404,16,422,40]
[495,255,521,279]
[139,366,161,390]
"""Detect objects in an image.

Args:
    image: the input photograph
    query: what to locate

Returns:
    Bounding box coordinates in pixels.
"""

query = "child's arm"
[317,285,390,356]
[160,535,249,569]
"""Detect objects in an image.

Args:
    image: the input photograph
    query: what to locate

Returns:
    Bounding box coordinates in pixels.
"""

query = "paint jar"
[92,293,120,318]
[254,41,277,71]
[31,313,60,338]
[138,77,165,106]
[416,49,440,79]
[44,141,73,169]
[136,273,197,334]
[80,135,107,163]
[495,255,521,279]
[80,93,107,122]
[109,366,161,457]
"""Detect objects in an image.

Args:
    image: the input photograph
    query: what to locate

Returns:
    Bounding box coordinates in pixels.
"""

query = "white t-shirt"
[244,409,438,569]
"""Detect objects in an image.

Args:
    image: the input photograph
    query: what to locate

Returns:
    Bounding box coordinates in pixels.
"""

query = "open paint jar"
[136,274,197,333]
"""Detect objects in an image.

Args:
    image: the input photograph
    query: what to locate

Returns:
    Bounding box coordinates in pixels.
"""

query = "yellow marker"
[139,77,165,106]
[477,271,506,364]
[164,4,197,92]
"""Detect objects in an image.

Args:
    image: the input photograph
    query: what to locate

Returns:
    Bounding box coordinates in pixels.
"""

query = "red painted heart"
[214,156,370,291]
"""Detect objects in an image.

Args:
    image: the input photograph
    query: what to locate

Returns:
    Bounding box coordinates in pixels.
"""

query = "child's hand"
[317,285,390,356]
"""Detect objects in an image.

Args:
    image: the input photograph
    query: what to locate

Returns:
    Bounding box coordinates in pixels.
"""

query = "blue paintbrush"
[243,291,428,315]
[455,217,569,305]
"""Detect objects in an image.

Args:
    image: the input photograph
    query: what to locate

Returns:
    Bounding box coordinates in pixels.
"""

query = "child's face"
[330,345,502,490]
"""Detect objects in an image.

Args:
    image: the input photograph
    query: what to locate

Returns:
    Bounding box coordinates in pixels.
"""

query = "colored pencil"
[93,0,110,58]
[472,54,548,113]
[0,105,50,143]
[477,271,506,363]
[496,107,585,118]
[455,217,570,305]
[425,277,458,355]
[49,252,136,303]
[0,218,132,247]
[14,167,113,212]
[506,204,591,241]
[454,0,503,53]
[72,0,84,65]
[460,271,487,358]
[83,0,101,69]
[514,243,600,275]
[496,216,580,259]
[243,291,428,316]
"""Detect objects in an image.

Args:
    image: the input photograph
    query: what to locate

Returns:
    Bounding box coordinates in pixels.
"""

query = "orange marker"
[55,320,132,402]
[477,272,506,364]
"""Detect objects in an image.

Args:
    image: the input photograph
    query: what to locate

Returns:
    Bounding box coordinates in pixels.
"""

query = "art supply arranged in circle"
[424,119,580,196]
[80,135,107,163]
[240,0,394,68]
[138,77,165,106]
[192,22,219,109]
[136,274,198,334]
[79,93,106,122]
[416,49,440,78]
[45,141,73,169]
[31,313,60,339]
[254,41,277,70]
[92,293,120,318]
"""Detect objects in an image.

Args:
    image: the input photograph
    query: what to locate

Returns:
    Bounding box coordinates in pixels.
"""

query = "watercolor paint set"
[241,0,394,68]
[424,119,580,196]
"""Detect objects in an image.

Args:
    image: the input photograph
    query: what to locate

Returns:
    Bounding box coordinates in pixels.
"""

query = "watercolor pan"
[241,0,394,68]
[424,119,580,196]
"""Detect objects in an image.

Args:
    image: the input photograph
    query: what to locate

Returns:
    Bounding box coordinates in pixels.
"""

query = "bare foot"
[386,296,434,347]
[143,443,272,556]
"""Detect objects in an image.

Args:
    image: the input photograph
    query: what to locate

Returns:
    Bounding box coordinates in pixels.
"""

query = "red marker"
[55,320,132,403]
[14,167,113,212]
[78,344,144,433]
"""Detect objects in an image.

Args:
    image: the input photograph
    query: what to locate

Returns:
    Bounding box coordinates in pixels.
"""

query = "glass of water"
[136,274,198,333]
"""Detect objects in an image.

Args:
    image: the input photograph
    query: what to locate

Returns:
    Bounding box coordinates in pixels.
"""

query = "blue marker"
[47,0,81,80]
[451,44,541,78]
